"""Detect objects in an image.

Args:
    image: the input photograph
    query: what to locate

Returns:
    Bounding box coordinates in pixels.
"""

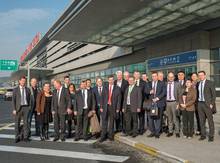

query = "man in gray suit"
[197,71,216,142]
[12,76,31,143]
[52,80,71,142]
[123,76,142,137]
[74,80,96,141]
[166,72,181,138]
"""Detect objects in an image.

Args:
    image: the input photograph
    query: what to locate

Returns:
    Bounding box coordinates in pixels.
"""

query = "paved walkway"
[116,102,220,163]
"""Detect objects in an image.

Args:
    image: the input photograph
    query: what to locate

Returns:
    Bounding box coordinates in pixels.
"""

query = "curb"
[114,133,190,163]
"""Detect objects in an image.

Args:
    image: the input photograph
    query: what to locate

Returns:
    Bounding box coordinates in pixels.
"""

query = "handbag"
[143,99,152,111]
[149,102,159,117]
[90,113,101,134]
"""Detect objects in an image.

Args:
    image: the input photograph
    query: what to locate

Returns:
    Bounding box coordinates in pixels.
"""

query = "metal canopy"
[11,67,53,80]
[49,0,220,46]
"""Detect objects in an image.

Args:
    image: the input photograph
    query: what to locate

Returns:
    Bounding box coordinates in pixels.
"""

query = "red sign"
[20,33,41,62]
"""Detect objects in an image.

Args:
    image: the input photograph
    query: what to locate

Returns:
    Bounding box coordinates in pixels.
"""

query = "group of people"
[12,69,216,143]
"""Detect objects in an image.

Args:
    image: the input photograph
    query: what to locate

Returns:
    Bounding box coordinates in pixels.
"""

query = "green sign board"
[0,60,18,71]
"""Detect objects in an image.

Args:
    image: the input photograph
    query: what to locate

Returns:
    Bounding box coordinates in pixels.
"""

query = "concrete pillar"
[197,49,211,79]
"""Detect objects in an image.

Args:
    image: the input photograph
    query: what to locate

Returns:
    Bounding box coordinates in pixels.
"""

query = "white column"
[196,49,211,79]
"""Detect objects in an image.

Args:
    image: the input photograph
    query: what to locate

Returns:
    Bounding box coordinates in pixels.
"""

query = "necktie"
[127,85,133,104]
[200,81,204,101]
[168,82,172,100]
[128,85,133,96]
[99,87,102,96]
[21,87,25,105]
[153,81,156,96]
[82,89,85,99]
[108,85,112,105]
[136,80,139,86]
[57,89,60,106]
[82,89,86,107]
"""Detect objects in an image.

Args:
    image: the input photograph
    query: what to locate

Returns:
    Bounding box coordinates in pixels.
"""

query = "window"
[210,48,220,87]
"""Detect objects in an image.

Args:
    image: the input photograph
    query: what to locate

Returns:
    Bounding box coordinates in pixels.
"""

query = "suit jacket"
[12,86,31,112]
[100,84,121,117]
[92,86,103,108]
[136,79,146,108]
[51,87,71,115]
[29,86,40,111]
[114,79,129,95]
[74,89,95,115]
[36,91,52,113]
[147,80,166,108]
[123,85,142,112]
[114,79,129,109]
[197,80,216,112]
[165,81,181,104]
[177,80,186,95]
[179,87,197,111]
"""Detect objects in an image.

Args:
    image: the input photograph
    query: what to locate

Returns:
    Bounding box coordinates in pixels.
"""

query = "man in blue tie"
[197,71,216,142]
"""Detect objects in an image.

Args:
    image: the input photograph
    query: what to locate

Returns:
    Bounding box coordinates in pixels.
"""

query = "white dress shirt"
[82,89,88,109]
[167,81,175,101]
[152,81,158,94]
[57,86,63,105]
[117,80,122,88]
[20,86,27,105]
[198,79,206,101]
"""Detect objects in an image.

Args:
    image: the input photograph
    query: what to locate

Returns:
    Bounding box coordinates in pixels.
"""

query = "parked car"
[0,88,6,99]
[4,89,13,101]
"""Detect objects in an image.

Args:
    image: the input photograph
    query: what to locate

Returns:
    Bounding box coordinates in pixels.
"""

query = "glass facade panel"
[70,62,146,88]
[210,48,220,87]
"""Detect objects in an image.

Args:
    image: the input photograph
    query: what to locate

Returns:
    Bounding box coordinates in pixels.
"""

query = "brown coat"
[179,87,197,111]
[36,91,52,113]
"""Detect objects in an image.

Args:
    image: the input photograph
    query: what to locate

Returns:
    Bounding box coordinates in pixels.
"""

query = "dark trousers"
[115,111,126,133]
[101,105,115,139]
[15,106,30,139]
[195,104,201,132]
[76,109,89,139]
[148,107,162,136]
[54,113,66,139]
[38,116,49,137]
[66,114,73,135]
[125,105,138,135]
[182,110,194,137]
[198,102,215,138]
[138,109,145,134]
[27,109,39,135]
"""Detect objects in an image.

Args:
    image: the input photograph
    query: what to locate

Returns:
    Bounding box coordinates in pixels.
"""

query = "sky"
[0,0,72,77]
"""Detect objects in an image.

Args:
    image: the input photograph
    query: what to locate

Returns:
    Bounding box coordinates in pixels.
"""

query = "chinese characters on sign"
[148,51,197,69]
[0,60,18,71]
[20,33,41,62]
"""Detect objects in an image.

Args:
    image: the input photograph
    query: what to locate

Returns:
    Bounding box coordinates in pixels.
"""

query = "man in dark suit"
[99,75,121,142]
[64,75,71,89]
[27,78,40,137]
[146,72,166,138]
[197,71,216,142]
[134,71,146,135]
[74,80,96,141]
[114,70,129,133]
[52,80,71,142]
[12,76,31,143]
[123,76,142,137]
[93,77,104,122]
[86,79,93,90]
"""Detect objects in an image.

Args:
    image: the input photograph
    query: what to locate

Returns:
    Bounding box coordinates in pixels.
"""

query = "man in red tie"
[99,75,121,142]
